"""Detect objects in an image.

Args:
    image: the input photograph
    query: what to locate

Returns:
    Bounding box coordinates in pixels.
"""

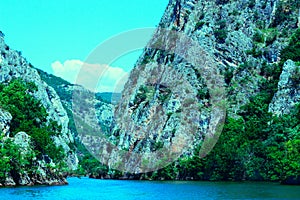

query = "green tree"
[0,133,35,183]
[280,28,300,64]
[0,79,65,162]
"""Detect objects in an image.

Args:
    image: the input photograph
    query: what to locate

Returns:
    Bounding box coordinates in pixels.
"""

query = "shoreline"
[69,175,300,186]
[0,176,68,188]
[1,175,299,188]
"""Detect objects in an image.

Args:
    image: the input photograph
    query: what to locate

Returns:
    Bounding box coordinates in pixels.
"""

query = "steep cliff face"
[37,69,116,176]
[155,0,299,111]
[84,0,298,173]
[0,34,78,186]
[36,69,115,138]
[67,0,300,178]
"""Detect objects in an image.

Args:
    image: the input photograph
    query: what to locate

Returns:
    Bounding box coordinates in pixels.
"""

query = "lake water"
[0,177,299,200]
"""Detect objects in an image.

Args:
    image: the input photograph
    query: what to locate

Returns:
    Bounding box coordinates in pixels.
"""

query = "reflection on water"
[0,177,299,200]
[12,189,42,197]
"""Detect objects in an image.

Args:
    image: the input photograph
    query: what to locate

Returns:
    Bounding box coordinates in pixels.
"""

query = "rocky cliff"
[76,0,300,181]
[0,33,78,186]
[36,69,116,177]
[1,0,298,183]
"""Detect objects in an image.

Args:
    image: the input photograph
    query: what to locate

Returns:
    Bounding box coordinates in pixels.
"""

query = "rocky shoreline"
[0,179,68,187]
[0,173,68,187]
[1,173,299,187]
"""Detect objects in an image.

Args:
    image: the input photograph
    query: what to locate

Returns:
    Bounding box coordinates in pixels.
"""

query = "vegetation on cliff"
[73,23,300,183]
[0,79,66,184]
[143,28,300,183]
[150,97,299,182]
[1,0,299,185]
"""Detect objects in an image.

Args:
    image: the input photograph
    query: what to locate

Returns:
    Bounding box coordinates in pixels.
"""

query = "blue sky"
[0,0,168,91]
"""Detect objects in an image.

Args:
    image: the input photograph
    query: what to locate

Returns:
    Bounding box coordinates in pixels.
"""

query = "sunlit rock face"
[76,0,299,174]
[269,60,300,115]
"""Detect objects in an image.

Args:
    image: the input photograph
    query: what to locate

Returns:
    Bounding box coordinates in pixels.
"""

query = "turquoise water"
[0,177,299,200]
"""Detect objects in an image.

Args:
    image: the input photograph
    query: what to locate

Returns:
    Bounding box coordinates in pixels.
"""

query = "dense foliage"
[0,79,65,163]
[76,154,109,178]
[280,28,300,65]
[143,97,299,182]
[0,134,35,183]
[214,20,228,43]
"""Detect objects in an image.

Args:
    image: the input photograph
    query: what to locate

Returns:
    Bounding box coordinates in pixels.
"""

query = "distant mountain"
[95,92,121,104]
[37,69,121,104]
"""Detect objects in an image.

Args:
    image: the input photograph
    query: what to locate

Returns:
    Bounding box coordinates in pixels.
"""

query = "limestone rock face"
[0,33,78,182]
[269,60,300,115]
[0,108,12,136]
[36,70,113,171]
[31,159,68,186]
[73,0,300,174]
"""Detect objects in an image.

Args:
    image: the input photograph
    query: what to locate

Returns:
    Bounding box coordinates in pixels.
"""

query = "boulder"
[4,175,16,186]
